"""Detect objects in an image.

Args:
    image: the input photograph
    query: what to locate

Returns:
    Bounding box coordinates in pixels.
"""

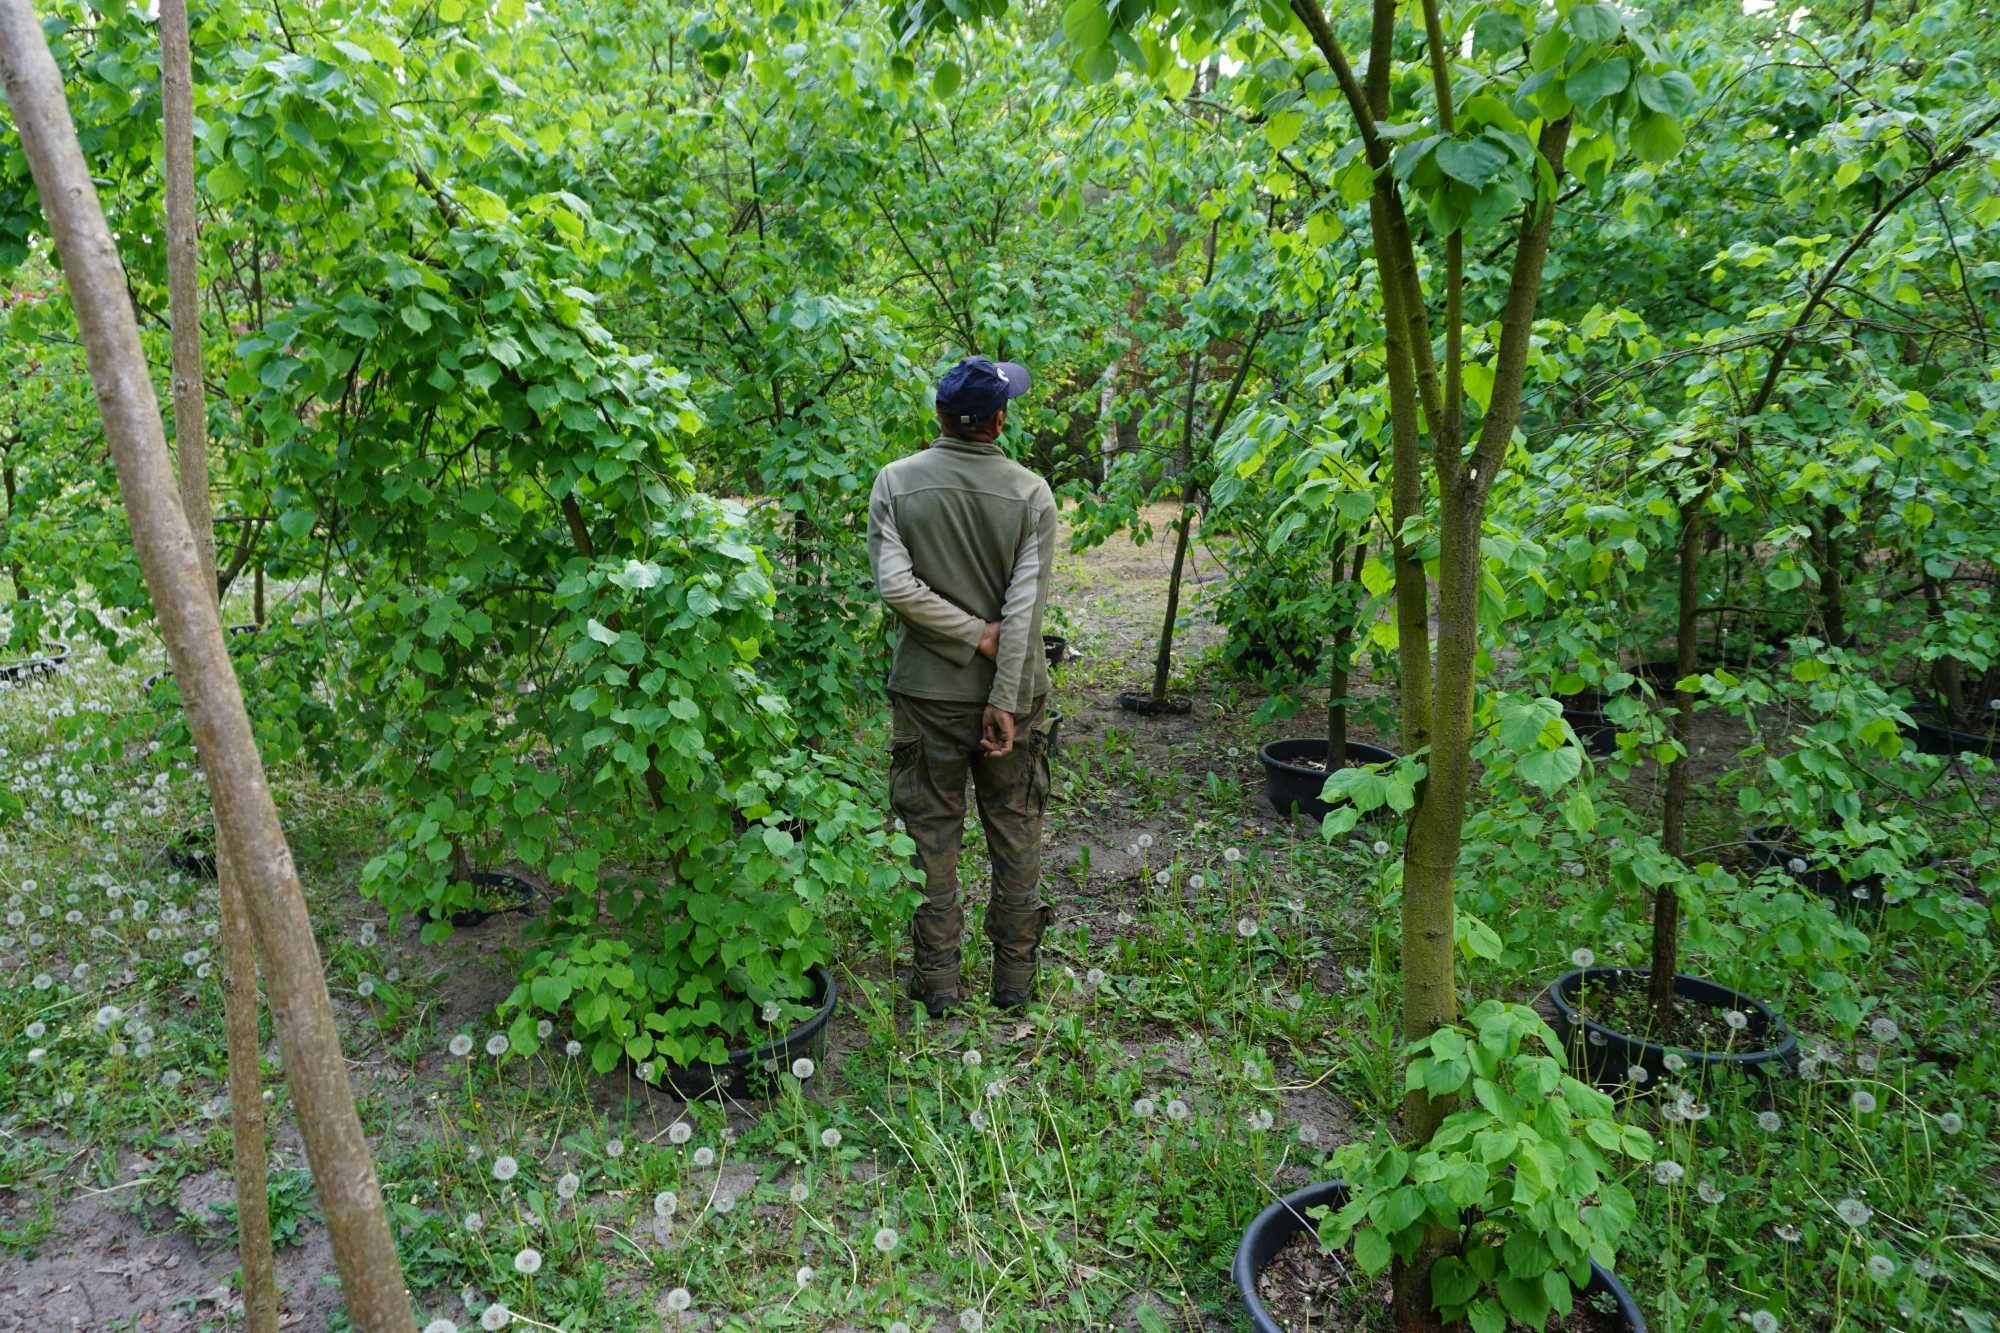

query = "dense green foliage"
[2,0,1998,1328]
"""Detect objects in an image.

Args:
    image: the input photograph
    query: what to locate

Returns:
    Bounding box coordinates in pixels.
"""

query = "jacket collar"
[931,434,1004,457]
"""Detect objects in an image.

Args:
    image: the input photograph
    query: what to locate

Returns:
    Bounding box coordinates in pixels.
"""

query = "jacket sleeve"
[987,484,1058,713]
[867,469,985,665]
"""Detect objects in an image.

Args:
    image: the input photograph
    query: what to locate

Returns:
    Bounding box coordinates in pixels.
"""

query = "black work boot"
[906,973,962,1019]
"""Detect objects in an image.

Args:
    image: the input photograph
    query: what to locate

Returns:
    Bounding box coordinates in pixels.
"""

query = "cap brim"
[996,361,1031,400]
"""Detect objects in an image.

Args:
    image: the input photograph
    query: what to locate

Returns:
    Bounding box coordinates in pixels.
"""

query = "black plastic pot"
[1117,690,1192,715]
[1548,967,1796,1088]
[1900,706,2000,759]
[1233,1180,1647,1333]
[0,641,68,687]
[165,827,218,879]
[1558,687,1619,756]
[445,870,541,928]
[1258,739,1398,822]
[1043,634,1068,671]
[646,963,838,1102]
[1744,825,1887,914]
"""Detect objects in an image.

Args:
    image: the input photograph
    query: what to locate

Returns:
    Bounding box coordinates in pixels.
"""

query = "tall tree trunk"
[159,5,278,1329]
[1651,497,1703,1028]
[1325,538,1364,766]
[0,11,416,1329]
[1151,488,1197,704]
[3,460,24,602]
[1920,571,1964,720]
[1818,505,1846,647]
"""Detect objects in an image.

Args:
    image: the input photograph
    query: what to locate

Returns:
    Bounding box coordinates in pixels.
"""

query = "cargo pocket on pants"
[889,736,923,822]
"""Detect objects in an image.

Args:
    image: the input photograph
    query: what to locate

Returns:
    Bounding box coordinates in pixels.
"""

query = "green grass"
[2,606,1997,1331]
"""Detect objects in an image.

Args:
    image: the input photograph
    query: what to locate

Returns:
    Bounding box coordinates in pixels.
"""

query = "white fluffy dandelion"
[479,1305,511,1331]
[1868,1017,1900,1043]
[873,1226,900,1254]
[795,1266,814,1288]
[491,1155,518,1183]
[1836,1198,1872,1227]
[1132,1097,1156,1118]
[1651,1160,1684,1186]
[1757,1111,1782,1132]
[962,1049,982,1069]
[1235,917,1258,939]
[653,1191,678,1218]
[449,1034,474,1057]
[1866,1254,1895,1280]
[820,1127,842,1148]
[791,1056,815,1079]
[1937,1111,1964,1135]
[605,1139,625,1159]
[669,1122,693,1146]
[958,1311,984,1333]
[1570,948,1595,968]
[664,1289,691,1312]
[556,1173,580,1200]
[692,1146,715,1168]
[512,1248,542,1276]
[1371,840,1390,856]
[485,1034,509,1058]
[1723,1009,1749,1031]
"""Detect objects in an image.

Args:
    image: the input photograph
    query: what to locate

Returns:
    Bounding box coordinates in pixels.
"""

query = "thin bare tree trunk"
[0,10,415,1329]
[1651,497,1702,1027]
[159,4,278,1328]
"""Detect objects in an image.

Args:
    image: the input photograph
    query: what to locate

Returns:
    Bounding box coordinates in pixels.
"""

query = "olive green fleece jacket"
[866,435,1057,715]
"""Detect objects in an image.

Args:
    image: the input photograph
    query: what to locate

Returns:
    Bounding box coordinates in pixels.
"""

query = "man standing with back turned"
[867,355,1058,1016]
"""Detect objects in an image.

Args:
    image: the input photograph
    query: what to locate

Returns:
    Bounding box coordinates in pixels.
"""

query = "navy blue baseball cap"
[935,355,1031,424]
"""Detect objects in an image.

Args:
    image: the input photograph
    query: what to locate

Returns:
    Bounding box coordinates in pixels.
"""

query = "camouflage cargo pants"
[889,692,1053,1002]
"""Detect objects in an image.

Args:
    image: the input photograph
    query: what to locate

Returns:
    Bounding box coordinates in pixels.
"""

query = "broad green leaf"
[1436,135,1510,186]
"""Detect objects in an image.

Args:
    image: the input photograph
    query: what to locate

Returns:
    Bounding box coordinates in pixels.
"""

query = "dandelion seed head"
[1628,1064,1650,1085]
[713,1194,735,1214]
[1866,1254,1894,1280]
[425,1320,460,1333]
[791,1056,815,1079]
[479,1305,510,1331]
[958,1311,984,1333]
[665,1289,691,1312]
[1085,967,1105,988]
[449,1034,474,1057]
[820,1127,842,1148]
[1787,857,1808,874]
[1697,1179,1726,1205]
[1723,1009,1749,1031]
[556,1173,580,1200]
[668,1122,693,1145]
[1869,1017,1900,1043]
[1137,834,1153,849]
[464,1212,483,1232]
[1570,948,1595,968]
[491,1155,518,1183]
[1154,869,1170,886]
[1651,1160,1684,1185]
[1774,1223,1801,1243]
[1663,1052,1686,1073]
[788,1182,809,1204]
[1224,847,1242,863]
[795,1266,813,1288]
[564,1040,582,1058]
[653,1191,677,1218]
[1167,1098,1190,1122]
[605,1138,624,1159]
[1235,916,1258,939]
[1132,1097,1156,1118]
[1187,873,1205,891]
[485,1034,508,1058]
[692,1146,715,1168]
[1371,840,1390,856]
[535,1019,552,1039]
[1757,1111,1782,1132]
[1747,1313,1778,1333]
[873,1226,899,1253]
[1836,1198,1872,1227]
[1937,1111,1963,1135]
[1851,1090,1878,1114]
[512,1248,542,1276]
